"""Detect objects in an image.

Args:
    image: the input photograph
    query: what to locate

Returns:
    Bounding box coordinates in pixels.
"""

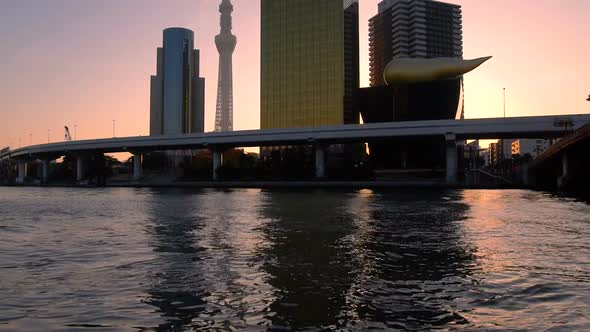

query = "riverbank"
[2,180,524,190]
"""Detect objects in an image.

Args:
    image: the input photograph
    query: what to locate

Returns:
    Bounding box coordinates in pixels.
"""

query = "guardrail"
[532,122,590,166]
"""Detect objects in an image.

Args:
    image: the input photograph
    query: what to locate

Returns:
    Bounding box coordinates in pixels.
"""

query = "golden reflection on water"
[342,189,379,323]
[460,190,514,274]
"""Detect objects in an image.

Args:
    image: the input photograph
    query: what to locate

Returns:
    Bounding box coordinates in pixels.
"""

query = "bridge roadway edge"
[2,114,590,160]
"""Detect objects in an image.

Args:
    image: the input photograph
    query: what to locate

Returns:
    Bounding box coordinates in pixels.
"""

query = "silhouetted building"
[261,0,360,129]
[357,79,463,169]
[358,79,462,123]
[464,140,480,169]
[215,0,237,132]
[500,139,514,159]
[489,142,502,166]
[369,0,463,86]
[150,28,205,136]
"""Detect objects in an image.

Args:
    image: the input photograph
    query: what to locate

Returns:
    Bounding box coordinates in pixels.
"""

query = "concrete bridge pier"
[557,152,569,189]
[212,149,223,180]
[76,156,85,182]
[445,133,458,184]
[16,160,26,184]
[133,154,142,180]
[42,159,49,185]
[315,145,327,179]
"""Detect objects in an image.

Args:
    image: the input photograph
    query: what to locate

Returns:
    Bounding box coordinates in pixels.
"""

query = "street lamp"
[112,120,116,137]
[586,94,590,102]
[48,129,51,143]
[74,124,77,140]
[503,88,506,118]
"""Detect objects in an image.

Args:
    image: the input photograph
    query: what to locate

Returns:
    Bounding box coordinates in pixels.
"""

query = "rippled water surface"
[0,187,589,331]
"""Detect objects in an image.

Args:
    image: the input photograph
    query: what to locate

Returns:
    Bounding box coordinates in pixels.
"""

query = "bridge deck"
[2,114,590,160]
[532,122,590,166]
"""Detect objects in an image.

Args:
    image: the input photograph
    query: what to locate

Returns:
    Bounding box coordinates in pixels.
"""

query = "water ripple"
[0,187,588,331]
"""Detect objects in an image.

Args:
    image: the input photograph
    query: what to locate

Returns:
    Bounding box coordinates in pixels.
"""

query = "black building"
[344,0,360,125]
[358,79,463,169]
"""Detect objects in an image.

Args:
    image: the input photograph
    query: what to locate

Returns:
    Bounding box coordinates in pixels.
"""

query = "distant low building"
[511,139,551,158]
[500,139,514,159]
[464,140,480,169]
[480,149,490,167]
[489,142,502,166]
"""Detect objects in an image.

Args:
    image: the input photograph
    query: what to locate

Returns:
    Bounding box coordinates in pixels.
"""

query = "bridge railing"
[533,122,590,165]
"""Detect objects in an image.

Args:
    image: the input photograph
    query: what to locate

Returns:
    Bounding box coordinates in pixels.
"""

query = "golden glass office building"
[261,0,359,129]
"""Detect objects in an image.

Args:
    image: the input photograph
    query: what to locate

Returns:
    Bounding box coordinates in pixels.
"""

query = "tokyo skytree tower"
[214,0,237,132]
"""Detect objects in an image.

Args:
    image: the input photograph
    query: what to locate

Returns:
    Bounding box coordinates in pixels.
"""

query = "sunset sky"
[0,0,589,149]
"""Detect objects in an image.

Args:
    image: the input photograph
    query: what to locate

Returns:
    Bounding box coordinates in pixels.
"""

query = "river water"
[0,187,588,331]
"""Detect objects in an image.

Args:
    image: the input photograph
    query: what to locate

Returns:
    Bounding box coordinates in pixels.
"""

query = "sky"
[0,0,589,149]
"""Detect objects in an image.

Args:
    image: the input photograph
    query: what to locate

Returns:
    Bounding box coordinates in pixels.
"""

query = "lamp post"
[48,129,51,143]
[112,120,116,137]
[503,88,506,118]
[74,124,77,140]
[586,94,589,102]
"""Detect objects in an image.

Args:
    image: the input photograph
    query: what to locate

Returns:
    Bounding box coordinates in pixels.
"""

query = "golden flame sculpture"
[384,56,492,85]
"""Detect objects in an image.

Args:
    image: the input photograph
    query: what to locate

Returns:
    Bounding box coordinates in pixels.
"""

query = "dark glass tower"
[150,28,205,136]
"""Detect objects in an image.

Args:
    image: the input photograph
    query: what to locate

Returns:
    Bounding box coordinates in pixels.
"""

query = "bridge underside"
[530,132,590,194]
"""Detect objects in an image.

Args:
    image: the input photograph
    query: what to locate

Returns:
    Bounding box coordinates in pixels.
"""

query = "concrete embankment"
[7,180,521,190]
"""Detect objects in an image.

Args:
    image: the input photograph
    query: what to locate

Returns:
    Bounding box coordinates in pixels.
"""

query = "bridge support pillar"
[445,133,458,185]
[16,160,25,184]
[315,145,327,179]
[76,156,85,182]
[557,152,569,189]
[42,159,49,185]
[212,149,223,180]
[133,154,142,180]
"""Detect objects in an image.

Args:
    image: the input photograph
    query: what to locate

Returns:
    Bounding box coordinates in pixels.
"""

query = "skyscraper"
[361,0,466,170]
[214,0,237,132]
[369,0,463,86]
[261,0,360,129]
[150,28,205,136]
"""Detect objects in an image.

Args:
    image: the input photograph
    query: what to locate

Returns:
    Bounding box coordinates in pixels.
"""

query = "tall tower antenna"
[214,0,237,132]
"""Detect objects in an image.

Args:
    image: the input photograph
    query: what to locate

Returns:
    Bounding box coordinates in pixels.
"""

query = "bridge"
[2,114,590,185]
[529,121,590,191]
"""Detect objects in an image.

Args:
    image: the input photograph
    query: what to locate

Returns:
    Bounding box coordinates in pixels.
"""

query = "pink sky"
[0,0,589,149]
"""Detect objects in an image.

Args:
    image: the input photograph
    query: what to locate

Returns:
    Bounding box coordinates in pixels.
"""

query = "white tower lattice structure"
[214,0,237,132]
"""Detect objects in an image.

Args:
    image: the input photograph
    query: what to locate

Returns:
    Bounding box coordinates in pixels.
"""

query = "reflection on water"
[0,187,588,331]
[142,190,208,331]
